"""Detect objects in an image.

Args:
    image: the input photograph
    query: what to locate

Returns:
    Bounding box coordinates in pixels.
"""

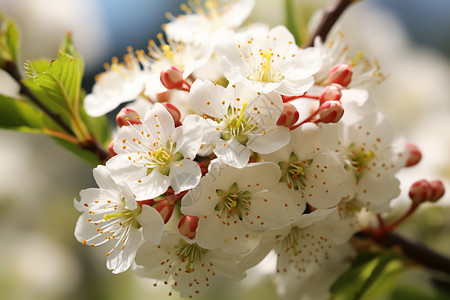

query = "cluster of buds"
[409,179,445,204]
[318,85,344,123]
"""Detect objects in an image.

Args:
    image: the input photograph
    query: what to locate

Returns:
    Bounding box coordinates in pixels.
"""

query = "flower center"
[348,143,375,181]
[178,242,208,273]
[220,103,258,145]
[247,49,284,83]
[103,201,142,229]
[215,182,251,219]
[147,146,184,176]
[279,152,312,189]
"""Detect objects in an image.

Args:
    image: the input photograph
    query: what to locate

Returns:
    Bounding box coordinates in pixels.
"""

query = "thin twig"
[360,231,450,276]
[303,0,357,48]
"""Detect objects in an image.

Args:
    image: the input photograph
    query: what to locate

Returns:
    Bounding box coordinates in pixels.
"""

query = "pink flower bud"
[409,179,432,204]
[277,102,299,128]
[328,64,353,87]
[178,215,199,239]
[161,102,182,127]
[108,140,117,156]
[429,180,445,203]
[116,107,142,127]
[137,199,155,207]
[156,91,171,103]
[160,66,184,90]
[319,100,344,123]
[155,200,174,224]
[405,144,422,167]
[319,85,342,105]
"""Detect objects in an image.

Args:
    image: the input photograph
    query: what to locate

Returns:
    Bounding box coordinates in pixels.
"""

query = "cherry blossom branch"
[303,0,358,48]
[360,231,450,276]
[4,61,110,164]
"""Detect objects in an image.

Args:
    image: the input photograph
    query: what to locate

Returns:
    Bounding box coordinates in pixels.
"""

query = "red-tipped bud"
[161,102,182,127]
[405,144,422,167]
[178,215,199,239]
[156,91,171,103]
[116,107,142,127]
[319,85,342,105]
[328,64,353,87]
[319,100,344,123]
[160,66,184,90]
[108,140,117,156]
[277,102,299,128]
[155,200,174,224]
[137,199,156,207]
[429,180,445,203]
[409,179,432,204]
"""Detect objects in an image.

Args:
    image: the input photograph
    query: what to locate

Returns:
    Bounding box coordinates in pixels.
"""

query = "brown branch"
[360,231,450,276]
[303,0,357,48]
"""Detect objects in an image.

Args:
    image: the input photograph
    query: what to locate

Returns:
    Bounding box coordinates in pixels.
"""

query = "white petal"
[169,159,202,194]
[247,127,291,154]
[214,138,251,168]
[172,114,203,158]
[189,79,230,117]
[107,227,142,274]
[136,205,164,245]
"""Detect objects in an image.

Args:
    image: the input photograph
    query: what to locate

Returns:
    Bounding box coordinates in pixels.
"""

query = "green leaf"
[24,59,51,77]
[0,15,20,65]
[30,51,83,112]
[353,252,398,300]
[59,32,84,75]
[79,91,112,146]
[21,77,73,128]
[0,94,46,132]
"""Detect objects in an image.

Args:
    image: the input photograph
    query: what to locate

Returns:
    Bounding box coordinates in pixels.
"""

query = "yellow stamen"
[261,51,273,82]
[349,51,364,68]
[235,102,248,128]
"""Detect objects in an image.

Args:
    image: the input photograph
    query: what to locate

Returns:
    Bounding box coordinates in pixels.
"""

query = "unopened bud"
[277,102,299,128]
[319,85,342,105]
[161,102,182,127]
[160,66,184,90]
[116,107,142,127]
[155,200,174,224]
[178,215,199,239]
[108,140,117,156]
[409,179,432,204]
[156,91,171,103]
[328,64,353,87]
[429,180,445,203]
[405,144,422,167]
[319,100,344,123]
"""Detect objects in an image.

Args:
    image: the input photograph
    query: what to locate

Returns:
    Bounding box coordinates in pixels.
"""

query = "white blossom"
[189,80,290,168]
[181,160,301,254]
[74,165,164,273]
[216,25,322,95]
[106,103,203,200]
[134,232,245,298]
[84,49,150,117]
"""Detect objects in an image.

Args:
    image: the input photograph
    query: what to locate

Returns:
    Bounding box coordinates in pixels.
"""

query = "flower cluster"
[73,0,444,298]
